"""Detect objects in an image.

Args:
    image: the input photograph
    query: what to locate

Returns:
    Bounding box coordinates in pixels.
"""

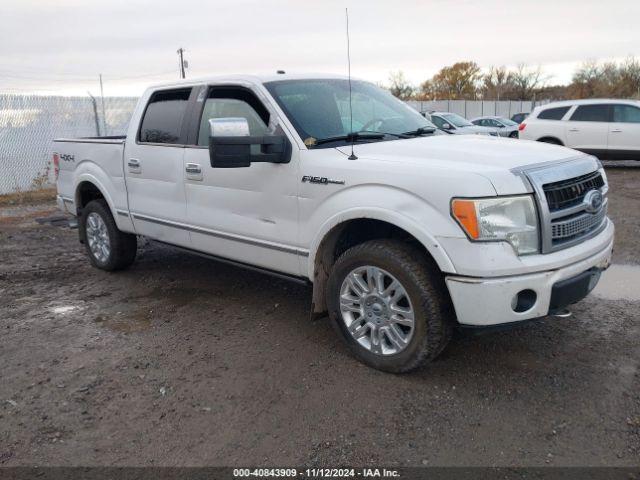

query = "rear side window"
[570,104,610,122]
[612,104,640,123]
[139,88,192,144]
[537,106,570,120]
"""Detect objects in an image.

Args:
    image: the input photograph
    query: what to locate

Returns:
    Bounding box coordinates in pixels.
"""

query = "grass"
[0,187,57,207]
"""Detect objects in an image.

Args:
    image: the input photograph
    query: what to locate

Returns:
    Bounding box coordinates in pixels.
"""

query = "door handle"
[185,162,203,181]
[568,128,579,132]
[185,163,202,174]
[611,129,622,133]
[128,158,141,173]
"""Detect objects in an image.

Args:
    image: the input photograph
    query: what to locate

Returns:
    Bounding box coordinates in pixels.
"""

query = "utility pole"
[99,74,107,135]
[177,48,186,79]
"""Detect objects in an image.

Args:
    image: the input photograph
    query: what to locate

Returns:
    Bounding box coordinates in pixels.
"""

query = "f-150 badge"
[302,175,345,185]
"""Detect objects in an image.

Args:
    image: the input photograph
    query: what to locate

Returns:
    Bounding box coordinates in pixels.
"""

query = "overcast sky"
[1,0,639,96]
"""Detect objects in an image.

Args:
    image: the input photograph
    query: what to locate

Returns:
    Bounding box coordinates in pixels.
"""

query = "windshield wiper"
[313,132,386,146]
[401,127,437,136]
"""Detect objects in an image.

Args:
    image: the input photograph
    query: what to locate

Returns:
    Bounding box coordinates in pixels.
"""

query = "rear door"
[124,87,195,247]
[608,104,640,159]
[564,104,611,156]
[181,84,302,276]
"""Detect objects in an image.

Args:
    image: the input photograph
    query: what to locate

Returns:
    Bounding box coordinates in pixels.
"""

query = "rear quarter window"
[537,106,571,120]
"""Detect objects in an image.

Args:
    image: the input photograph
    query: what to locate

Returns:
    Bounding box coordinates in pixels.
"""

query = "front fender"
[304,184,462,279]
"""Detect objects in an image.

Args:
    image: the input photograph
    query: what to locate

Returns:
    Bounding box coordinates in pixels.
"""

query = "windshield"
[498,117,518,126]
[441,113,473,128]
[264,79,436,147]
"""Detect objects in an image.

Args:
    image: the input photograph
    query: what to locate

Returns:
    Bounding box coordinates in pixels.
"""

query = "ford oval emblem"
[583,190,603,213]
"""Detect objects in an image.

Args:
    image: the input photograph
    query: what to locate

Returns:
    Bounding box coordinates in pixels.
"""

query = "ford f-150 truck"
[54,73,614,372]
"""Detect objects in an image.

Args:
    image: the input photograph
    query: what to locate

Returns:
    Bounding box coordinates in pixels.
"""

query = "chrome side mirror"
[209,117,250,137]
[208,117,290,168]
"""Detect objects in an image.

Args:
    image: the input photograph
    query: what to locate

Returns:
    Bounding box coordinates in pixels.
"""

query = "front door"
[181,85,301,276]
[608,103,640,159]
[564,104,610,157]
[124,87,195,247]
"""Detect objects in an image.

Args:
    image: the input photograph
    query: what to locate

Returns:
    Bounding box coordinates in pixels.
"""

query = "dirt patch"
[0,167,638,467]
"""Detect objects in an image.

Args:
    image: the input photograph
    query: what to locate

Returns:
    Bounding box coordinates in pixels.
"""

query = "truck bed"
[53,135,126,144]
[53,136,128,218]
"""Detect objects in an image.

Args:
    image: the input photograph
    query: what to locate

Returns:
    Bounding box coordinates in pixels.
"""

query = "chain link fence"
[0,94,138,194]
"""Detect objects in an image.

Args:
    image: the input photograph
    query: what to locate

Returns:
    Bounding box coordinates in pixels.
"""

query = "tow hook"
[552,309,572,318]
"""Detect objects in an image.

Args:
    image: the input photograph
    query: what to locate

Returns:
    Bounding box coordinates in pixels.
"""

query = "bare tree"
[482,66,513,101]
[510,64,546,99]
[387,71,415,100]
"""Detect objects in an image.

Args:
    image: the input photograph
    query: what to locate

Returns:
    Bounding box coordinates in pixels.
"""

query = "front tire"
[326,240,454,373]
[80,199,137,271]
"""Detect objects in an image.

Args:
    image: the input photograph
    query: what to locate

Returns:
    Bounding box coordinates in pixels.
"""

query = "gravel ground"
[0,168,638,467]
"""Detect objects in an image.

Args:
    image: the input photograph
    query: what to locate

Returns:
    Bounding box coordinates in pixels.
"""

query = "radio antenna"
[345,8,357,160]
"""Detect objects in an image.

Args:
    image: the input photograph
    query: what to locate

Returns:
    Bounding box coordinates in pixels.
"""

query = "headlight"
[451,195,539,255]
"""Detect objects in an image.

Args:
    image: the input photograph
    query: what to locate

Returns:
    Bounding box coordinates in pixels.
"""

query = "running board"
[150,240,311,286]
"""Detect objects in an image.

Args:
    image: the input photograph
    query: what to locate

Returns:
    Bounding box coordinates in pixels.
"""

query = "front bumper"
[445,233,614,326]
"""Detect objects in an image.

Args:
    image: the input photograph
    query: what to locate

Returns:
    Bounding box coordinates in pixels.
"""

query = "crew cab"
[54,73,614,372]
[519,99,640,160]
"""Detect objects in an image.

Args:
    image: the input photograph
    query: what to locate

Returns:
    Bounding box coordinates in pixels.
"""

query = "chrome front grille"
[521,156,608,253]
[551,207,607,242]
[543,171,605,212]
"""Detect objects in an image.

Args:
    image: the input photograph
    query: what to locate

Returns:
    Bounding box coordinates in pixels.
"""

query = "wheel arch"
[536,136,564,145]
[73,173,116,217]
[308,211,456,315]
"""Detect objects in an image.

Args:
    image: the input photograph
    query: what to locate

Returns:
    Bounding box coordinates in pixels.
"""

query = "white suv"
[519,99,640,160]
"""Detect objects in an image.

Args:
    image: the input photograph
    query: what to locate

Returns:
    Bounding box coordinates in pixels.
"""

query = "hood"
[337,134,589,195]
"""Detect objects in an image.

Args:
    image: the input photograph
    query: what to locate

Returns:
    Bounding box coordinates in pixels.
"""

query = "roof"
[469,115,511,120]
[536,98,640,110]
[146,72,353,90]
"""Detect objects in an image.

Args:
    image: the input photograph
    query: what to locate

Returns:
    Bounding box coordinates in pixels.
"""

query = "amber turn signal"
[452,199,479,239]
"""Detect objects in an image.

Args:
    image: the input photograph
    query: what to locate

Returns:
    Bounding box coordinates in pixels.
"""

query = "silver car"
[427,112,499,136]
[471,116,520,138]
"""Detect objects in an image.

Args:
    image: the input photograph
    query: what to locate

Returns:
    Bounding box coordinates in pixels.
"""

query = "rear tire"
[79,199,137,271]
[326,239,454,373]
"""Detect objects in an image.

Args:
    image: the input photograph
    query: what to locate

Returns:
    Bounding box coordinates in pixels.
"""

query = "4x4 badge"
[302,176,345,185]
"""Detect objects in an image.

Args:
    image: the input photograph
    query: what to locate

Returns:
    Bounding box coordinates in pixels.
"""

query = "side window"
[431,116,446,129]
[197,88,270,146]
[612,104,640,123]
[139,88,192,144]
[570,104,611,122]
[537,106,571,120]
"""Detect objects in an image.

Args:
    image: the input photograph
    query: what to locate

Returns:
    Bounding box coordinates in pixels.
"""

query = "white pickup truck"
[54,73,614,372]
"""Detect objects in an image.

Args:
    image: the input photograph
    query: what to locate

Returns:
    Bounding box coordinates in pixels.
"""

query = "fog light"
[512,289,537,313]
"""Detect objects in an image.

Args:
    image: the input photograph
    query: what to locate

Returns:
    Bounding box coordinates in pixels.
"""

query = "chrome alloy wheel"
[86,212,111,263]
[339,266,415,355]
